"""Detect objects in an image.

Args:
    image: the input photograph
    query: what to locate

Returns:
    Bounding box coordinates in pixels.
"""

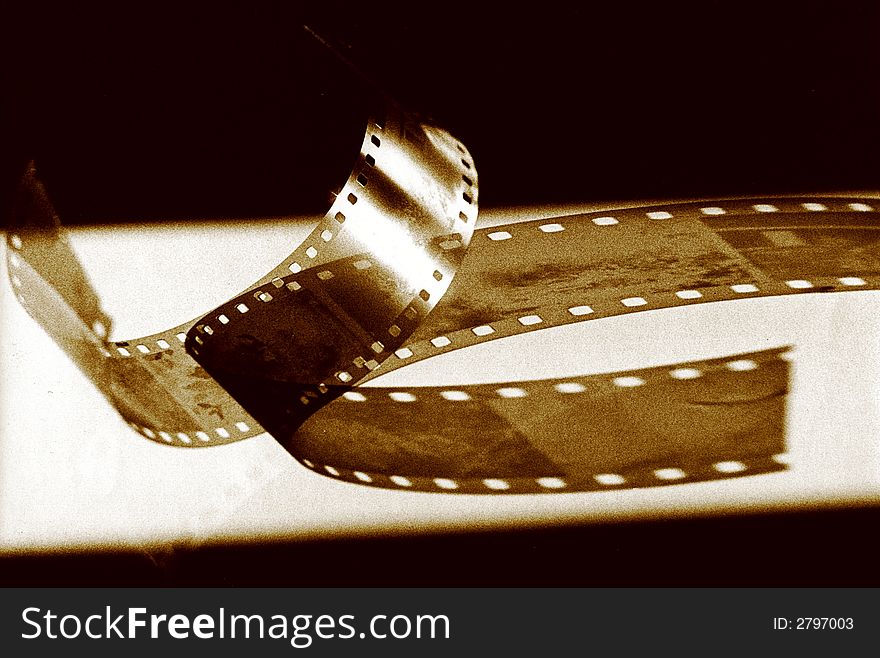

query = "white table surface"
[2,198,878,553]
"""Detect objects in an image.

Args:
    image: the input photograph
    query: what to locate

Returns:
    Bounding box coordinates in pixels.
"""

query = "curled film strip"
[7,100,477,440]
[5,111,879,495]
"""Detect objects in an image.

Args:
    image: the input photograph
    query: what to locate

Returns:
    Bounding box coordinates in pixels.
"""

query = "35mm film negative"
[5,101,878,495]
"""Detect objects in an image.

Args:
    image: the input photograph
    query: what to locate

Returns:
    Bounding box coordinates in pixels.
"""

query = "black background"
[2,1,878,224]
[1,1,879,585]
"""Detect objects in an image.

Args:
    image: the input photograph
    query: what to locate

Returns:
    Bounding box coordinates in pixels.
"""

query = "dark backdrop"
[3,1,878,225]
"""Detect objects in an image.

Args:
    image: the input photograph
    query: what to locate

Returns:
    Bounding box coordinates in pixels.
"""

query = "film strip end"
[289,348,790,493]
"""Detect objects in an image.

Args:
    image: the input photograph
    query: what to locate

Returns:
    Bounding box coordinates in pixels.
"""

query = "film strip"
[7,102,478,444]
[5,110,879,495]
